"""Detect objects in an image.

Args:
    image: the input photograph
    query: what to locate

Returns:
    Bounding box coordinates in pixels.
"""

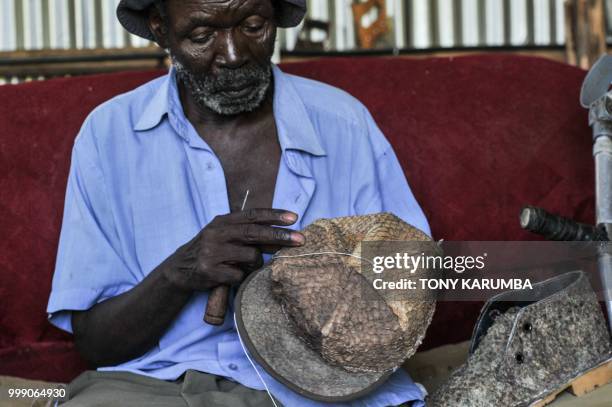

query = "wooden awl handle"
[204,285,229,325]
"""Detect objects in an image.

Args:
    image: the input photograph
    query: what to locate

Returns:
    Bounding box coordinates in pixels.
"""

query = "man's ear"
[148,7,169,49]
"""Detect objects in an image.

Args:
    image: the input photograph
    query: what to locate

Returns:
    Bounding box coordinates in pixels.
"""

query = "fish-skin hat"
[235,213,437,402]
[116,0,307,41]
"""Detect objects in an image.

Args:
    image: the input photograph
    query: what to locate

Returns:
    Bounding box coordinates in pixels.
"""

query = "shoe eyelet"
[522,322,532,332]
[515,352,525,364]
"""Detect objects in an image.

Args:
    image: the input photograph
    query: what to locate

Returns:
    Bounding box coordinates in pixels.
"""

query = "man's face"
[156,0,277,115]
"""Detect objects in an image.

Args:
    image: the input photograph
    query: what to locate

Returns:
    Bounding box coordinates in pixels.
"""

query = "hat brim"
[117,0,306,42]
[235,267,392,403]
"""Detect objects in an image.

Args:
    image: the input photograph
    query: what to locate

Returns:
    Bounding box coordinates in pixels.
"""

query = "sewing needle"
[241,190,250,211]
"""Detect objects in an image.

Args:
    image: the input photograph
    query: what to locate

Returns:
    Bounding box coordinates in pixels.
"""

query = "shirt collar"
[133,64,326,157]
[271,65,326,157]
[133,70,172,132]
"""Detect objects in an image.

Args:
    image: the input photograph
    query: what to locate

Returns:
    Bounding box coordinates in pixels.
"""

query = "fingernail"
[291,232,305,245]
[282,212,297,223]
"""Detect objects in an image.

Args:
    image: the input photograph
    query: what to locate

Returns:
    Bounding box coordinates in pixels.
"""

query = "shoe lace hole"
[515,352,525,364]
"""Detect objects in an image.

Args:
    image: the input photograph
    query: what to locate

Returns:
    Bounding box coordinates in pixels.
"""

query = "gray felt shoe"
[428,271,612,407]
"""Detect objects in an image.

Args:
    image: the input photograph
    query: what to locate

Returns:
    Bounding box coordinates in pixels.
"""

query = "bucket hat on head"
[116,0,307,41]
[235,213,438,402]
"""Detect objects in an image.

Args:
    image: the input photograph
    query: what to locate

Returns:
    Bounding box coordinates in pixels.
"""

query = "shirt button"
[206,163,214,171]
[228,363,238,371]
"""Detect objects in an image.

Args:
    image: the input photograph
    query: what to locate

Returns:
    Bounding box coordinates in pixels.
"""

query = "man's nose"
[214,30,247,69]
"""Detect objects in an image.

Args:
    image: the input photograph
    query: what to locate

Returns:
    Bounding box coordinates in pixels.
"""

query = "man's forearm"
[70,210,302,367]
[71,256,193,367]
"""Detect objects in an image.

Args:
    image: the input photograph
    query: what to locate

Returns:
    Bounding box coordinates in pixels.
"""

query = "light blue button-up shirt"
[47,65,430,407]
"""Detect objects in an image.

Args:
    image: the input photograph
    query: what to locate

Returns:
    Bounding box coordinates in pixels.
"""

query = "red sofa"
[0,55,594,383]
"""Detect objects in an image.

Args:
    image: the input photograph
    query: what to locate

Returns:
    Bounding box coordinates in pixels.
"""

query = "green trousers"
[60,369,277,407]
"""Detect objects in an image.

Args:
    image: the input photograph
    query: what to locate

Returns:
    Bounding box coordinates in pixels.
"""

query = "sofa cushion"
[0,342,87,383]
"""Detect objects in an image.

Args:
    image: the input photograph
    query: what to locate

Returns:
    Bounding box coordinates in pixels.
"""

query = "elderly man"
[46,0,430,406]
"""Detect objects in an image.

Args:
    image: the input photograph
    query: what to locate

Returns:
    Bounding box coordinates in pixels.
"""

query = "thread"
[234,313,280,407]
[273,251,375,266]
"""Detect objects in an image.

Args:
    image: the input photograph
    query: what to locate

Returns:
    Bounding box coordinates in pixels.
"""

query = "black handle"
[520,206,608,241]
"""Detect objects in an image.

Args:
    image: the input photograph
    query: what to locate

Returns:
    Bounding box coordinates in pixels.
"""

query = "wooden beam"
[564,0,607,69]
[565,0,578,66]
[282,47,574,65]
[1,60,165,78]
[0,47,168,78]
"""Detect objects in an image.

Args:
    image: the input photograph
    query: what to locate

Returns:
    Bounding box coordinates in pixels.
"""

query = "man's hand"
[71,209,303,366]
[163,209,304,292]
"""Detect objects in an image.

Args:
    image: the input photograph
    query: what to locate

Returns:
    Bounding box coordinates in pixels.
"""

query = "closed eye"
[241,16,266,35]
[243,24,264,33]
[190,32,214,44]
[188,25,216,44]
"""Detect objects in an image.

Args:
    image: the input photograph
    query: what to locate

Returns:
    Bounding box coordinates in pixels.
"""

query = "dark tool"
[204,285,230,325]
[520,206,608,241]
[204,190,250,325]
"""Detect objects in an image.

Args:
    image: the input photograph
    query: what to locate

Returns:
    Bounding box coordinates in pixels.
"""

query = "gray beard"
[172,57,272,116]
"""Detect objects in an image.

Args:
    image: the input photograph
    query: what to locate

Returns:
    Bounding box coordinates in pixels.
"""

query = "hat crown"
[270,213,437,373]
[117,0,307,41]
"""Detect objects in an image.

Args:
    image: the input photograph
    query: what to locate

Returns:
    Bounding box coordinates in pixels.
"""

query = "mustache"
[171,55,272,115]
[206,65,268,92]
[172,58,270,92]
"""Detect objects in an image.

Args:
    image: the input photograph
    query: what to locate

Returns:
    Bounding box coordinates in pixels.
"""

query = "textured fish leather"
[270,213,437,373]
[429,271,612,407]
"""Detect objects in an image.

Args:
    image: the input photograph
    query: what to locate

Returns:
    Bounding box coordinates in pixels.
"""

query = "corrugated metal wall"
[407,0,565,48]
[0,0,149,51]
[0,0,152,84]
[282,0,567,51]
[1,0,572,84]
[1,0,570,51]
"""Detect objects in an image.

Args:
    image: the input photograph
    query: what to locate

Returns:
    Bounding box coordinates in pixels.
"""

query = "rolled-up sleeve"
[46,119,137,333]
